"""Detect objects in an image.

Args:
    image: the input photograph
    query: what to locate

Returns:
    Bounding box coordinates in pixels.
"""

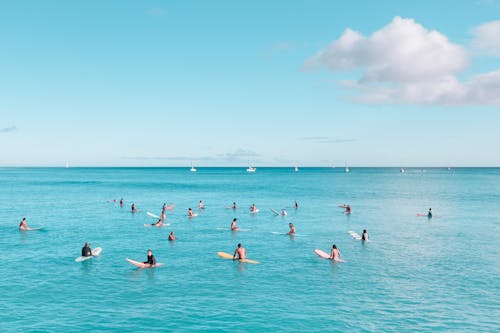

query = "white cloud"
[304,16,500,106]
[471,20,500,56]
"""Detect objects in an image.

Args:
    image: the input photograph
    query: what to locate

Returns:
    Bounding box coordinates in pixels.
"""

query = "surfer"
[231,218,239,231]
[330,244,341,261]
[232,202,237,209]
[119,198,124,206]
[168,231,175,241]
[131,203,137,213]
[233,243,246,260]
[144,250,156,266]
[199,200,205,209]
[294,200,298,209]
[152,219,163,227]
[19,218,29,230]
[361,229,368,241]
[188,208,194,217]
[288,223,296,235]
[339,204,351,214]
[250,204,257,213]
[281,208,287,216]
[427,208,432,218]
[81,242,92,257]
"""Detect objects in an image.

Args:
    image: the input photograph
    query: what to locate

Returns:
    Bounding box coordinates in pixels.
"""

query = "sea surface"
[0,167,498,332]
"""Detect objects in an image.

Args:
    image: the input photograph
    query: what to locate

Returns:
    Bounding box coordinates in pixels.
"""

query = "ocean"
[0,167,498,332]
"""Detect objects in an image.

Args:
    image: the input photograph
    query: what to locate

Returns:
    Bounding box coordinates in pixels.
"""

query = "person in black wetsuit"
[361,229,368,241]
[144,250,156,266]
[427,208,433,218]
[82,242,92,257]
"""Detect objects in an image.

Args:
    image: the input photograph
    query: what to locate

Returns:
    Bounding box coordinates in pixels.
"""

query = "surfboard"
[314,249,345,262]
[217,251,259,264]
[165,204,175,211]
[348,231,362,240]
[75,247,102,262]
[270,209,280,216]
[188,213,198,217]
[144,223,170,228]
[271,232,307,237]
[147,212,160,219]
[250,209,260,214]
[216,228,250,232]
[20,227,43,231]
[125,258,164,268]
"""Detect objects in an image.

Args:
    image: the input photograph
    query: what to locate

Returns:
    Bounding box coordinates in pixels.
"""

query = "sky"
[0,0,499,167]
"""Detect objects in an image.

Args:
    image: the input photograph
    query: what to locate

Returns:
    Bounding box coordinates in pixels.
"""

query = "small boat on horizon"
[294,165,299,172]
[400,168,405,173]
[190,163,197,172]
[247,162,256,173]
[345,164,350,173]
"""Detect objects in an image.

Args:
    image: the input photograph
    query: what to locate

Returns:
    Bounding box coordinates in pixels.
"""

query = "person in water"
[232,202,237,209]
[168,231,175,241]
[281,208,287,216]
[250,204,257,212]
[288,223,296,235]
[330,244,341,261]
[198,200,205,209]
[82,242,92,257]
[131,203,137,213]
[231,218,239,231]
[427,208,433,218]
[361,229,368,241]
[144,250,156,266]
[19,218,29,230]
[294,200,299,209]
[233,243,246,260]
[152,218,163,227]
[119,198,124,207]
[345,205,351,214]
[188,208,194,217]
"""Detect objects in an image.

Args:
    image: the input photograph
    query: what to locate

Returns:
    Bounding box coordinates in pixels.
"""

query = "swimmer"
[281,208,287,216]
[19,218,29,230]
[232,202,237,209]
[294,200,298,209]
[330,244,341,261]
[231,218,239,231]
[233,243,246,260]
[119,198,124,206]
[288,223,296,235]
[361,229,368,241]
[131,203,137,213]
[339,204,351,214]
[143,249,156,266]
[199,200,205,209]
[168,231,175,241]
[81,242,92,257]
[250,204,257,212]
[427,208,432,218]
[188,208,194,217]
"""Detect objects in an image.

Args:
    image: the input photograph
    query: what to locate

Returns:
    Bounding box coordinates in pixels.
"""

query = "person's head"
[85,242,89,247]
[170,231,174,235]
[363,229,367,233]
[22,218,26,221]
[289,223,293,227]
[188,208,192,211]
[233,218,237,222]
[332,244,337,249]
[157,219,161,223]
[147,249,152,256]
[237,243,242,248]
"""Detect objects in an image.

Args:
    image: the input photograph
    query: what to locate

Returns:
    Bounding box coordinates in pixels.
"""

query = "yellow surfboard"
[217,252,259,264]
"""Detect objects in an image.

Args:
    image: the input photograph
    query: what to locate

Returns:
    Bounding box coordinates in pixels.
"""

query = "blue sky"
[1,0,499,167]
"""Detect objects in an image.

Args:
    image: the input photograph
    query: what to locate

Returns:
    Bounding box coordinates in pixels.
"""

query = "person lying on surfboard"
[131,203,137,213]
[19,218,29,230]
[361,229,368,241]
[168,231,175,241]
[330,244,341,261]
[198,200,205,209]
[144,250,156,266]
[152,219,163,227]
[233,243,246,260]
[288,223,296,235]
[231,218,239,231]
[82,242,92,257]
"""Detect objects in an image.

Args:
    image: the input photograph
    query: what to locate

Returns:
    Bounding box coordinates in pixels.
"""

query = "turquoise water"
[0,167,498,332]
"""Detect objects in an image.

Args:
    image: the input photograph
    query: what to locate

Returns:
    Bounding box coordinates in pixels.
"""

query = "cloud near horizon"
[304,17,500,106]
[122,148,260,163]
[301,136,356,144]
[0,126,18,133]
[471,20,500,56]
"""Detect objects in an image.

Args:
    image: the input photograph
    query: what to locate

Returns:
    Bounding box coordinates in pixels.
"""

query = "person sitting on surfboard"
[82,242,92,257]
[288,223,296,235]
[131,203,137,213]
[188,208,194,217]
[250,204,257,212]
[198,200,205,209]
[168,232,175,241]
[231,218,239,231]
[19,218,29,230]
[427,208,432,218]
[119,198,124,206]
[232,202,237,209]
[330,244,341,261]
[144,250,156,266]
[233,243,246,260]
[361,229,368,241]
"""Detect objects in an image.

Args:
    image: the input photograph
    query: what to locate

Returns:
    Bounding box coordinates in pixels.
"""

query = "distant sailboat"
[190,163,197,172]
[247,161,256,173]
[400,168,405,173]
[294,165,299,172]
[345,163,350,173]
[65,162,69,168]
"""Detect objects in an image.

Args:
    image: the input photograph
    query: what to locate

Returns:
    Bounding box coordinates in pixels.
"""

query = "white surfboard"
[147,212,160,219]
[75,247,102,262]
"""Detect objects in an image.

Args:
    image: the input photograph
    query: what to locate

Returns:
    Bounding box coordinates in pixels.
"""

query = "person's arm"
[233,249,238,259]
[151,256,156,266]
